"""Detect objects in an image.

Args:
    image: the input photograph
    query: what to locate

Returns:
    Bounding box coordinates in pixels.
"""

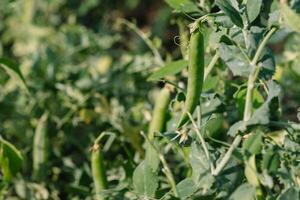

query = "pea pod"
[146,86,171,171]
[177,27,204,128]
[33,113,48,180]
[148,87,171,140]
[91,142,107,200]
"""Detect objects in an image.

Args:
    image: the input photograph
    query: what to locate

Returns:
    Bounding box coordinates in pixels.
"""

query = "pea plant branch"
[212,27,277,176]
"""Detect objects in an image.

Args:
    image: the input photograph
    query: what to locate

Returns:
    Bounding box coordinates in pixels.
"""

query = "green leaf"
[235,87,264,117]
[148,60,188,81]
[242,131,263,155]
[189,142,210,182]
[228,120,247,137]
[216,0,243,28]
[262,150,280,173]
[145,141,160,171]
[176,178,197,199]
[277,187,299,200]
[229,183,256,200]
[133,161,158,198]
[281,4,300,33]
[0,139,23,182]
[0,57,28,91]
[219,43,251,77]
[246,0,262,23]
[248,80,281,124]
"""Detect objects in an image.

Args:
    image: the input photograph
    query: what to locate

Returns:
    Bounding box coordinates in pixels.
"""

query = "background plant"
[0,0,300,199]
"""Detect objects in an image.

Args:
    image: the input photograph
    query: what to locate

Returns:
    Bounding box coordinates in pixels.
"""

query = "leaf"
[277,187,299,200]
[0,57,28,91]
[189,142,210,182]
[258,48,276,80]
[247,81,281,125]
[267,130,287,146]
[219,43,251,77]
[148,60,188,81]
[244,155,260,187]
[229,183,256,200]
[235,86,264,117]
[165,0,200,13]
[228,120,247,137]
[246,0,262,23]
[262,150,280,173]
[242,131,263,155]
[216,0,243,28]
[281,4,300,33]
[176,178,197,199]
[0,139,23,182]
[132,161,158,198]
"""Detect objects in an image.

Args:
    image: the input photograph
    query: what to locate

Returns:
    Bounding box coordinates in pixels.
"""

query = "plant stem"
[187,112,215,174]
[204,52,219,80]
[212,27,277,176]
[119,19,164,66]
[140,132,179,197]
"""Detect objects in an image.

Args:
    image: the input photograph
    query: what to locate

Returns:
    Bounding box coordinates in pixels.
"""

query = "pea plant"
[0,0,300,199]
[129,0,300,199]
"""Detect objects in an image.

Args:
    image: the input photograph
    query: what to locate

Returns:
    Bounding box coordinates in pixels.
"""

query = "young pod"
[148,87,171,140]
[33,113,48,180]
[91,143,107,200]
[177,27,205,128]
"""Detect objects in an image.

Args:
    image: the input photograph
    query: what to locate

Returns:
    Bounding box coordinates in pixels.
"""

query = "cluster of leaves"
[132,0,300,199]
[0,0,300,200]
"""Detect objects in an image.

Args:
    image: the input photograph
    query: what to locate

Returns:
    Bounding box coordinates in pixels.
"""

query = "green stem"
[92,145,107,200]
[213,27,277,176]
[187,112,215,174]
[204,52,219,80]
[119,19,164,66]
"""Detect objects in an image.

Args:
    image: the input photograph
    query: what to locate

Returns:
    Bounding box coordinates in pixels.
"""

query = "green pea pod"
[146,87,171,171]
[177,27,204,128]
[91,143,107,200]
[33,113,48,180]
[148,87,171,140]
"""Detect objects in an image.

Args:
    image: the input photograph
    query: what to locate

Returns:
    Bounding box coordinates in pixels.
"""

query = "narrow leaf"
[0,139,23,182]
[148,60,188,81]
[0,57,28,90]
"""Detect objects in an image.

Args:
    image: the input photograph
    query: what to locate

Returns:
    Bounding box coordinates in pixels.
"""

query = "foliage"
[0,0,300,199]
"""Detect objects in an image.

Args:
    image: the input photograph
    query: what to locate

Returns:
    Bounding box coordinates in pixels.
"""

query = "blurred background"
[0,0,299,199]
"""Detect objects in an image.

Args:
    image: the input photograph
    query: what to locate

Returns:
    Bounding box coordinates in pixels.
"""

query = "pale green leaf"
[133,161,158,198]
[229,183,256,200]
[246,0,262,23]
[148,60,188,81]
